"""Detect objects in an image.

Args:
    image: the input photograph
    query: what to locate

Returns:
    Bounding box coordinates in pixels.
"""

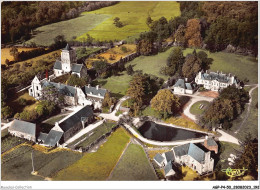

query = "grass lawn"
[229,87,258,141]
[1,135,27,154]
[1,145,82,180]
[109,144,157,180]
[125,47,174,80]
[26,14,110,46]
[182,48,258,84]
[181,166,199,181]
[189,101,210,116]
[141,106,162,118]
[93,71,132,98]
[69,121,117,148]
[53,127,130,180]
[1,47,39,64]
[80,1,180,41]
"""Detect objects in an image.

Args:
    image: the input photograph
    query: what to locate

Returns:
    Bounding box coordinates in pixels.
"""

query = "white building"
[28,76,107,109]
[53,44,88,78]
[195,71,238,91]
[173,79,196,95]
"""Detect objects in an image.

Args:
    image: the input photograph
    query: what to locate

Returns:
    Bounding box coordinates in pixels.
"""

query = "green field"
[1,145,82,180]
[190,101,210,115]
[109,144,157,180]
[182,48,258,84]
[79,1,180,41]
[53,127,130,180]
[26,14,110,46]
[93,71,132,98]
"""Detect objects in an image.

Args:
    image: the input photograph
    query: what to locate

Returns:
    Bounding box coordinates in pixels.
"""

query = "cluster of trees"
[199,85,249,130]
[126,72,164,116]
[2,1,118,43]
[161,48,212,80]
[113,17,124,28]
[102,92,116,110]
[66,74,89,87]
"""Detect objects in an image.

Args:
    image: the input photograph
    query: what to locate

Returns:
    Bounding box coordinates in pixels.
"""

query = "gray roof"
[63,44,72,51]
[38,132,48,142]
[201,72,235,83]
[207,138,218,146]
[44,130,64,147]
[42,81,76,97]
[54,60,62,70]
[164,162,174,176]
[174,79,195,90]
[165,151,174,163]
[173,143,190,157]
[188,143,205,163]
[82,85,107,98]
[9,119,36,137]
[71,64,83,73]
[154,153,165,164]
[59,106,93,132]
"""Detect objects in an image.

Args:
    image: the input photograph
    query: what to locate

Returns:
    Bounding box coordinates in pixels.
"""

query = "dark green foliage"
[113,17,123,28]
[197,51,213,71]
[150,17,170,42]
[41,86,64,108]
[126,65,134,75]
[136,31,157,56]
[18,98,27,106]
[1,106,13,119]
[67,74,88,87]
[182,50,202,80]
[93,60,110,78]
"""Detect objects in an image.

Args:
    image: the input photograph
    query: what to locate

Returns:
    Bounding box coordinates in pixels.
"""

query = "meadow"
[78,1,181,41]
[53,127,130,180]
[109,144,157,180]
[26,14,110,46]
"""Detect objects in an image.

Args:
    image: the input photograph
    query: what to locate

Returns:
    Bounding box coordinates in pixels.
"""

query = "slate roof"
[59,105,93,132]
[174,79,195,90]
[9,119,36,136]
[38,132,48,142]
[164,151,174,163]
[82,85,107,98]
[201,72,235,83]
[71,64,83,73]
[154,153,165,164]
[44,130,64,147]
[53,60,62,70]
[42,81,76,97]
[173,143,190,157]
[63,44,72,51]
[164,162,175,176]
[207,138,218,146]
[187,143,205,163]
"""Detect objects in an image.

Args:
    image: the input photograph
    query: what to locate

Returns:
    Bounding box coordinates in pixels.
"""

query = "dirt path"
[234,85,258,134]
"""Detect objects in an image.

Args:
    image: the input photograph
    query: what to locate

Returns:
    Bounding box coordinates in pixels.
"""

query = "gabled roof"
[54,60,62,70]
[201,71,234,83]
[154,153,165,164]
[59,105,93,132]
[38,132,48,142]
[9,119,36,137]
[42,81,76,97]
[207,138,218,146]
[164,151,174,163]
[82,85,107,98]
[63,44,72,51]
[164,162,175,176]
[44,129,64,147]
[173,143,190,157]
[188,143,205,163]
[71,64,83,73]
[174,79,195,90]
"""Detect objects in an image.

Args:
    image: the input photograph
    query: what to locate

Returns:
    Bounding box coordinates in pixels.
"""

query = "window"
[36,86,38,90]
[30,89,32,92]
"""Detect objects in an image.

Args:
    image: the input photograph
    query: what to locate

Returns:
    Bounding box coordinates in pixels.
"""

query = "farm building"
[172,79,196,95]
[154,153,165,168]
[8,119,36,142]
[195,71,239,91]
[164,162,176,178]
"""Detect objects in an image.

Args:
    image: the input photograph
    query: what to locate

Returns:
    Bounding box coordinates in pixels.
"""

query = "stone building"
[172,79,196,95]
[203,137,218,154]
[53,44,88,78]
[28,76,107,109]
[8,119,36,142]
[195,71,238,91]
[173,143,214,175]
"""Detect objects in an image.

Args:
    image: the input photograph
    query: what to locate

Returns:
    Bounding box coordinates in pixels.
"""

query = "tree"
[102,91,115,108]
[136,31,157,56]
[18,98,27,106]
[113,17,123,28]
[66,74,88,87]
[35,100,56,117]
[151,89,180,119]
[93,60,109,78]
[197,51,213,71]
[126,65,134,75]
[174,24,186,47]
[146,16,153,27]
[41,85,64,107]
[185,19,202,48]
[1,106,13,119]
[5,59,11,66]
[182,51,202,80]
[10,46,19,61]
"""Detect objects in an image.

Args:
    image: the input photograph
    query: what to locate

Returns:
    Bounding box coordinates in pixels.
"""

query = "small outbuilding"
[164,162,176,178]
[173,79,196,94]
[8,119,36,142]
[154,153,165,168]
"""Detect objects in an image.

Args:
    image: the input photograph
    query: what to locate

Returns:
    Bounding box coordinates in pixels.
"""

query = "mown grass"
[182,48,258,84]
[79,1,180,41]
[26,14,110,46]
[53,127,130,180]
[1,135,27,154]
[189,101,210,116]
[1,145,82,180]
[109,144,157,180]
[93,71,132,98]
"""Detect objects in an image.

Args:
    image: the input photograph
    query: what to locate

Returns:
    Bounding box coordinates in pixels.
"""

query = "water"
[138,121,205,142]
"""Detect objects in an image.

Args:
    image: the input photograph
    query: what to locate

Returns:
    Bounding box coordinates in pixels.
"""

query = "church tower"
[61,44,76,73]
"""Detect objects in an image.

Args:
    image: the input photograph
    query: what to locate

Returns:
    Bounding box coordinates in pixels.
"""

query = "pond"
[138,121,206,142]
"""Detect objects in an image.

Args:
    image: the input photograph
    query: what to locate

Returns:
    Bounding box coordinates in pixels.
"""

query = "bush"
[1,106,13,119]
[18,98,27,106]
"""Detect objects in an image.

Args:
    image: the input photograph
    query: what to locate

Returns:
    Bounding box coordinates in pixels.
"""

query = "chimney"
[96,85,99,90]
[45,69,48,80]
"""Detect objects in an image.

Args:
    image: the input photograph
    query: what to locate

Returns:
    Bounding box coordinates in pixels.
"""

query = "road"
[234,84,258,134]
[217,129,240,145]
